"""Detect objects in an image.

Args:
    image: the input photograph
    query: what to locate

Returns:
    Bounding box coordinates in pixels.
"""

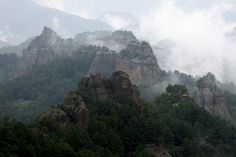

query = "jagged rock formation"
[193,72,230,118]
[81,31,160,84]
[115,41,159,84]
[40,108,70,128]
[15,27,161,84]
[79,71,143,109]
[63,91,90,128]
[40,90,90,129]
[15,27,75,78]
[40,71,143,128]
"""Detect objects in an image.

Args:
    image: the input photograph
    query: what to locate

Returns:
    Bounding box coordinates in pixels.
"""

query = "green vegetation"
[0,48,97,122]
[0,85,235,157]
[0,53,19,81]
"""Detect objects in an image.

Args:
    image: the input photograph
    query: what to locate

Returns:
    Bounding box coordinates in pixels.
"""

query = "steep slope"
[14,27,75,78]
[193,72,230,118]
[15,27,161,84]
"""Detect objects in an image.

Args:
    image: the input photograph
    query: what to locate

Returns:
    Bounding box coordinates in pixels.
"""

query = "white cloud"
[0,30,8,42]
[34,0,91,19]
[102,13,133,30]
[52,17,60,31]
[0,26,17,43]
[136,0,236,83]
[50,17,73,38]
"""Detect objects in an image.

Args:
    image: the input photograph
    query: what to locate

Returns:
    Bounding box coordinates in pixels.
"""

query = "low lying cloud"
[50,17,73,38]
[35,0,91,19]
[0,26,18,44]
[136,0,236,83]
[0,30,8,42]
[101,13,137,30]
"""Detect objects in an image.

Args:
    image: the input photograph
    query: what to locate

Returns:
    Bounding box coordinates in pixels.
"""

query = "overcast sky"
[33,0,236,20]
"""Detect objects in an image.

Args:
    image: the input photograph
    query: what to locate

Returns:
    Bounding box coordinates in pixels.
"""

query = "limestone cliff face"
[115,41,160,84]
[193,73,230,118]
[15,27,75,78]
[85,31,161,85]
[40,71,143,129]
[15,27,161,84]
[87,35,160,85]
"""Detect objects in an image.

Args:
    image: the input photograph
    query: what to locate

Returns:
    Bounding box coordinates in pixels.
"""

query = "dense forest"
[0,84,235,157]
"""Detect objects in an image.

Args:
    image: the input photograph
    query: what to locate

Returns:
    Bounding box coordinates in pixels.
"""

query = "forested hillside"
[0,72,235,157]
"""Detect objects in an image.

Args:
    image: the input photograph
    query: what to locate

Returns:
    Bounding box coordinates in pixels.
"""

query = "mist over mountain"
[100,12,139,30]
[0,37,35,56]
[0,40,9,48]
[1,1,236,157]
[0,0,111,45]
[132,0,236,84]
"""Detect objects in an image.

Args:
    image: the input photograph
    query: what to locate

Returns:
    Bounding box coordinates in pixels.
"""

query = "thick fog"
[136,0,236,83]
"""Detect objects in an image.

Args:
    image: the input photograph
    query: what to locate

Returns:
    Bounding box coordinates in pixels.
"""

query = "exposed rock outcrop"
[87,39,160,85]
[63,91,90,128]
[40,71,143,129]
[115,41,160,84]
[79,71,143,109]
[40,90,90,129]
[15,27,161,84]
[193,72,230,118]
[15,27,75,78]
[40,108,70,128]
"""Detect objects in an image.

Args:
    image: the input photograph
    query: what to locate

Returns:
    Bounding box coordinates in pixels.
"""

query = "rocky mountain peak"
[40,71,143,129]
[27,26,59,50]
[42,26,56,35]
[193,73,230,118]
[111,30,138,43]
[196,72,217,89]
[41,26,58,40]
[15,27,161,84]
[78,71,143,109]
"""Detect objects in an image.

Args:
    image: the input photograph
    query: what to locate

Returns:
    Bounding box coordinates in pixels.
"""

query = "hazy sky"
[34,0,236,20]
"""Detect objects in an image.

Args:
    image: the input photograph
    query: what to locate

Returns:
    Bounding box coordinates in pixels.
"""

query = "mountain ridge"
[0,0,111,44]
[14,27,161,84]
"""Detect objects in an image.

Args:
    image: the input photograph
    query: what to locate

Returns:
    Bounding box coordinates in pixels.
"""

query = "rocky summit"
[193,72,230,118]
[40,71,143,129]
[15,27,75,78]
[14,27,161,84]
